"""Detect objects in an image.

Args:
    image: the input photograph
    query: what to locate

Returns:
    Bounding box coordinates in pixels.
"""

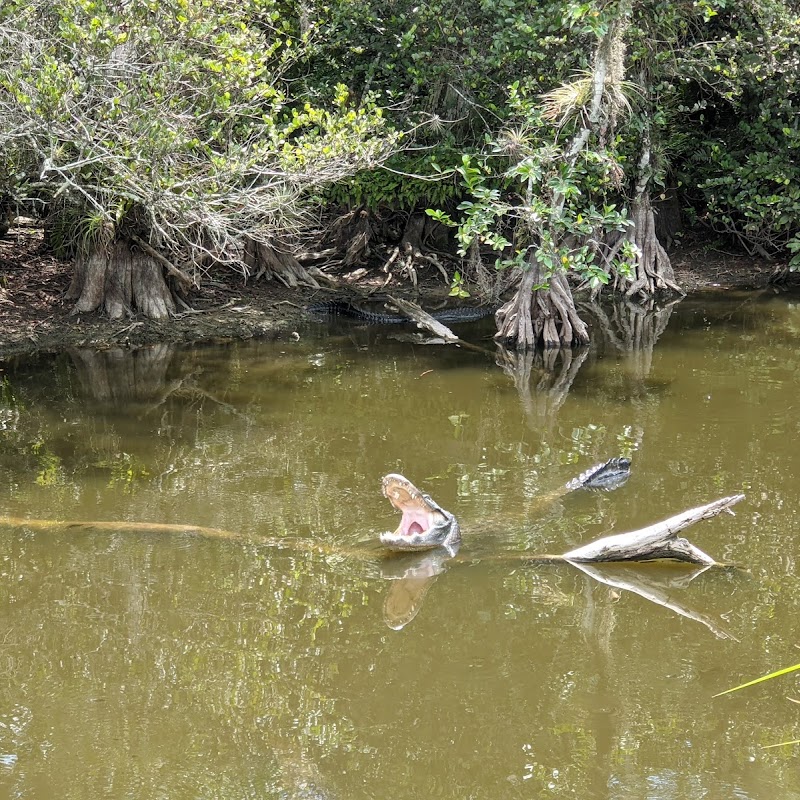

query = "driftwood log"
[384,295,459,343]
[562,494,744,565]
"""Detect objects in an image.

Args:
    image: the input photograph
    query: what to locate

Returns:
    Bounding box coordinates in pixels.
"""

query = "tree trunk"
[624,190,684,300]
[131,249,175,318]
[68,237,176,320]
[622,139,685,302]
[68,247,108,313]
[613,74,685,302]
[104,240,133,319]
[497,8,630,350]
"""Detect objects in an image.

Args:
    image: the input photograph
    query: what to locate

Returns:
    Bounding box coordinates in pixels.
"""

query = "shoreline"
[0,221,793,360]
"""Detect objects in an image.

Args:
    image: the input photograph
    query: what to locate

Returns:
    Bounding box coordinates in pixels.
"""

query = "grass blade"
[713,662,800,698]
[762,739,800,750]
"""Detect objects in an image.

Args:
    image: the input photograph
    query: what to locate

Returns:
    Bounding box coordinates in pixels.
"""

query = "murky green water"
[1,293,800,798]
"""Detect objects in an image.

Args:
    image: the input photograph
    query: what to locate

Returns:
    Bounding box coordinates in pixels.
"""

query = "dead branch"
[563,494,745,564]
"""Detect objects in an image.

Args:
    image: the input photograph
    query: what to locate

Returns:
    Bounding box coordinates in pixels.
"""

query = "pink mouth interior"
[401,509,431,536]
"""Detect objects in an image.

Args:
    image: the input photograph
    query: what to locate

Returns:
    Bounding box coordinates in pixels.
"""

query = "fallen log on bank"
[384,295,459,342]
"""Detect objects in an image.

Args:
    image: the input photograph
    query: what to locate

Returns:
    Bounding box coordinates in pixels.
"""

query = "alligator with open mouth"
[377,457,631,629]
[380,457,631,553]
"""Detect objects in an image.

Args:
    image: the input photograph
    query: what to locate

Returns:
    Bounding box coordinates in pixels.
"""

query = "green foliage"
[0,0,395,263]
[686,98,800,256]
[669,1,800,258]
[302,0,590,113]
[427,82,635,290]
[322,152,462,211]
[1,0,799,285]
[448,270,470,298]
[788,237,800,271]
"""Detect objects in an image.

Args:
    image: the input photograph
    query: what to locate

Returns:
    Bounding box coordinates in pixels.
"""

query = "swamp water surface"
[0,294,799,798]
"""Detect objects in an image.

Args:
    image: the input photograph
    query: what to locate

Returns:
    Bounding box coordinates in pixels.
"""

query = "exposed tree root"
[381,213,453,288]
[243,238,319,288]
[622,192,685,302]
[460,240,498,299]
[495,259,589,349]
[131,247,177,319]
[326,207,378,268]
[612,125,685,303]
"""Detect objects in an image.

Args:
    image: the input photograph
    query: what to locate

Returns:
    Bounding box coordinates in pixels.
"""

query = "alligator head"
[380,473,461,552]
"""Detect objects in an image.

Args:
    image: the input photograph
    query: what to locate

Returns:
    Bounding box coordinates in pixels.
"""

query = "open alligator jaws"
[308,299,495,325]
[380,457,631,552]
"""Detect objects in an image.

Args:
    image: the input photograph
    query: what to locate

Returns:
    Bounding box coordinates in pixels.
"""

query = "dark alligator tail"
[565,457,632,492]
[307,300,495,325]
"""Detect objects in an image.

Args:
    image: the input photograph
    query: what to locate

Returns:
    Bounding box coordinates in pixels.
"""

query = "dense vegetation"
[0,0,798,345]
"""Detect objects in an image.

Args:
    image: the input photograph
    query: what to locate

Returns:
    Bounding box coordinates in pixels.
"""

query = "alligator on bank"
[380,457,632,552]
[307,299,495,325]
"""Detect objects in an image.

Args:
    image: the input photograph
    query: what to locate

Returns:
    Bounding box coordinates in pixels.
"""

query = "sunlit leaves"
[0,0,396,265]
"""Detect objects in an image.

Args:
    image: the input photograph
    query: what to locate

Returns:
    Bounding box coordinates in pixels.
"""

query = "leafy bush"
[0,0,395,264]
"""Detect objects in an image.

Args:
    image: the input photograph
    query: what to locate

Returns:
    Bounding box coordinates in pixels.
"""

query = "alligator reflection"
[380,543,459,630]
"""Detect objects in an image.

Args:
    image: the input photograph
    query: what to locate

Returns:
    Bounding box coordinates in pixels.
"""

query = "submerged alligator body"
[307,299,495,325]
[380,457,631,552]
